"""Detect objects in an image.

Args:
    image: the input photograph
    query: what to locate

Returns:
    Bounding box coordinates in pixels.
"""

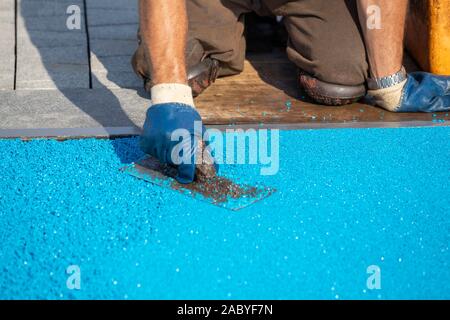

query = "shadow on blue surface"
[110,138,145,165]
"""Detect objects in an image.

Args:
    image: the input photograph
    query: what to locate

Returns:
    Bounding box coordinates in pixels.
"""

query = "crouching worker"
[135,0,450,184]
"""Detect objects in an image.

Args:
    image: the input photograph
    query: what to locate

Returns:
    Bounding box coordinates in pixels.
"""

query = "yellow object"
[406,0,450,75]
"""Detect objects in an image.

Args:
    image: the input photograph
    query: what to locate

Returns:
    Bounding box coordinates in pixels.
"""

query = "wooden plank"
[15,0,89,89]
[86,0,141,89]
[0,0,15,90]
[196,88,445,125]
[194,50,441,125]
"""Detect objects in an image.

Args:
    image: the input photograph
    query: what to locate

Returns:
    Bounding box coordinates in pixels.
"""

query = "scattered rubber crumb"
[285,101,292,111]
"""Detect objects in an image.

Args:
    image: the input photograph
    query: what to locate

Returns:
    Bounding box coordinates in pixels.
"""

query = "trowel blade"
[121,155,276,211]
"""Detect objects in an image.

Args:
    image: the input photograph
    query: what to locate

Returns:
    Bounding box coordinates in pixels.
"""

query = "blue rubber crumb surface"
[0,127,449,300]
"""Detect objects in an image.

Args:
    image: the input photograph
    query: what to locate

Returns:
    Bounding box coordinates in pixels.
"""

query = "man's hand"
[400,73,450,112]
[141,102,202,184]
[368,72,450,112]
[140,84,217,184]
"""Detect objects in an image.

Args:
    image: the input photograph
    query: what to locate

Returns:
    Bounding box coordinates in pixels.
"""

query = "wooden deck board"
[195,50,443,125]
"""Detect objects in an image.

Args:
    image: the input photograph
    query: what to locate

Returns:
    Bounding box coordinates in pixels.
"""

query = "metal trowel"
[121,153,276,211]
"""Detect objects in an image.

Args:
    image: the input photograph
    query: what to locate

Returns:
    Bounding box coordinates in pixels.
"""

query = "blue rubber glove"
[369,72,450,112]
[140,103,206,184]
[398,72,450,112]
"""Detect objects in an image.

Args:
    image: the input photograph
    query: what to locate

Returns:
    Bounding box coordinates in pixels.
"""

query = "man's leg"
[133,0,254,96]
[271,0,369,105]
[187,0,257,76]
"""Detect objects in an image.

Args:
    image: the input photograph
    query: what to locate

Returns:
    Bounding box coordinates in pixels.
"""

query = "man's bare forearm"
[357,0,408,78]
[139,0,188,85]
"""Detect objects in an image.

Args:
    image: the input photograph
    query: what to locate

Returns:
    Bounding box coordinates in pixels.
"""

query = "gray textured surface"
[0,0,15,90]
[86,0,141,89]
[0,0,146,138]
[0,88,149,132]
[16,0,90,89]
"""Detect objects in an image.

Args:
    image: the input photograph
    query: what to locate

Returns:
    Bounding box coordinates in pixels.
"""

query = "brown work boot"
[131,32,220,97]
[298,70,366,106]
